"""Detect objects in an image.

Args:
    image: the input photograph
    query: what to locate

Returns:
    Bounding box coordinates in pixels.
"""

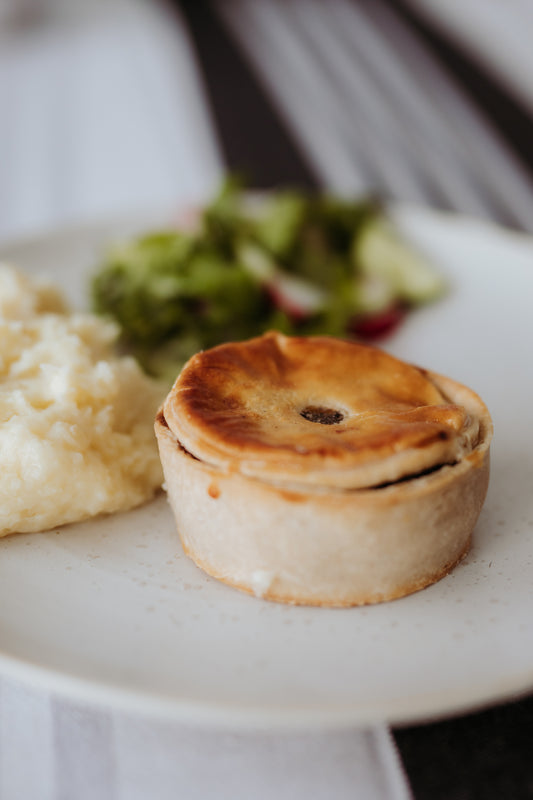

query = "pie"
[155,332,492,606]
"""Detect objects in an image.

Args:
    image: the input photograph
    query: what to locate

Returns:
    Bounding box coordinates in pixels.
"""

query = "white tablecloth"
[1,680,411,800]
[0,0,222,241]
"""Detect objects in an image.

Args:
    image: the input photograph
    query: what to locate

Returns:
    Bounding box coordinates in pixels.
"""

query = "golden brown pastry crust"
[156,333,493,606]
[163,332,480,489]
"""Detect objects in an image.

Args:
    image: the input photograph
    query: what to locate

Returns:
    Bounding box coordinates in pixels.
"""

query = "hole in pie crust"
[300,406,345,425]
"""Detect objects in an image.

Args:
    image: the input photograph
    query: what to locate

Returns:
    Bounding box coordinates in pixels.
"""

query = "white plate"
[1,207,532,729]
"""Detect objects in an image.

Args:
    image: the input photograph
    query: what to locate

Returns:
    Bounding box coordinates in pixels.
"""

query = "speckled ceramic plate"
[0,207,532,729]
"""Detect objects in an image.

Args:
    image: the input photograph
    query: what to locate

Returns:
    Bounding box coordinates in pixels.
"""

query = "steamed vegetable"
[91,178,445,380]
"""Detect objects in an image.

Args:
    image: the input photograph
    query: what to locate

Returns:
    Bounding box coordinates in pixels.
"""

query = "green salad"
[91,178,445,381]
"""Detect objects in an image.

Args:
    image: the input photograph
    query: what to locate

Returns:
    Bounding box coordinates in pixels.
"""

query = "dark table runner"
[176,2,533,797]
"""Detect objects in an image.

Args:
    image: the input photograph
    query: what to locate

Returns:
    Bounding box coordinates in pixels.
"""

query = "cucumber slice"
[355,218,446,304]
[353,273,396,315]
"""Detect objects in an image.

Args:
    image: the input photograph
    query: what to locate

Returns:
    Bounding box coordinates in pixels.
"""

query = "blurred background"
[2,0,533,243]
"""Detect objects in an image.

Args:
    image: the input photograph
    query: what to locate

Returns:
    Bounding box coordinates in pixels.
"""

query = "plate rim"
[0,639,531,729]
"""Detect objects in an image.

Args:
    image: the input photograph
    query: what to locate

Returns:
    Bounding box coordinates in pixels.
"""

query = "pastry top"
[163,332,488,489]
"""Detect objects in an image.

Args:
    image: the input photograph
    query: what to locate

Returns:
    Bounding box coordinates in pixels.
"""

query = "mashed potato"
[0,264,164,535]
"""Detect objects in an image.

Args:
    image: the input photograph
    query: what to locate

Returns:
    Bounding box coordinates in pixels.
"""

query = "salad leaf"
[91,178,445,379]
